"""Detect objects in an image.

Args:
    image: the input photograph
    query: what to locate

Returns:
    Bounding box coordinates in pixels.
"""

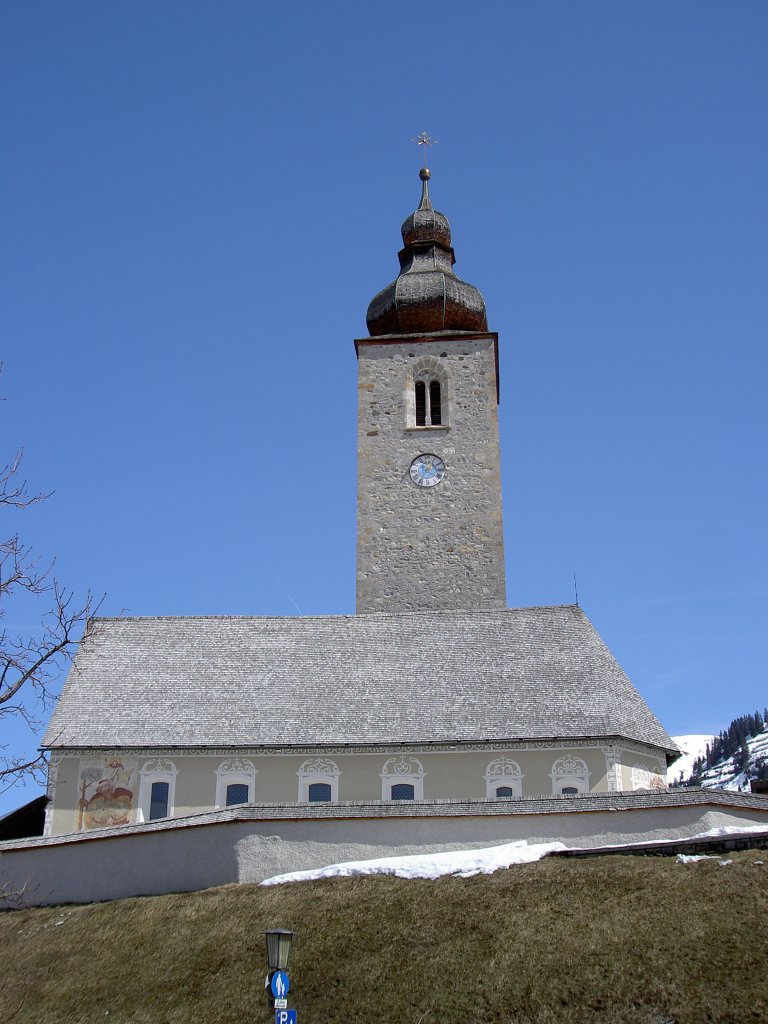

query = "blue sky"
[2,2,767,814]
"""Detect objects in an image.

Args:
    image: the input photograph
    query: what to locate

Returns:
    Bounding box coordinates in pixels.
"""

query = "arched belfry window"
[414,377,442,426]
[406,357,448,429]
[415,379,427,425]
[429,380,442,424]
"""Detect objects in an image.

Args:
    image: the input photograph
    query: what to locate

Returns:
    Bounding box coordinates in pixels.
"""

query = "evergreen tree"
[735,742,751,776]
[679,705,768,785]
[688,756,704,786]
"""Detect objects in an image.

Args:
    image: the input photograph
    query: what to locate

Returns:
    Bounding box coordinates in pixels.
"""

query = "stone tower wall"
[356,332,506,612]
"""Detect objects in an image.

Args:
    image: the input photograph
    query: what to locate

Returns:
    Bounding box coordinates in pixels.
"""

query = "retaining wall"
[2,790,767,907]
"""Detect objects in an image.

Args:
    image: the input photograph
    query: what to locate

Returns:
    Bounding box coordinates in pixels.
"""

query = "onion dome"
[366,168,488,337]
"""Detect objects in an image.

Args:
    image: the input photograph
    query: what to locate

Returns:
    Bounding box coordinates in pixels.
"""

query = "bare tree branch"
[0,587,101,709]
[0,877,37,911]
[0,589,102,784]
[0,752,47,792]
[0,450,50,510]
[1,409,101,790]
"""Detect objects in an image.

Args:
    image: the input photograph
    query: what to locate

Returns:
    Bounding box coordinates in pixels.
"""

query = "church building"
[41,166,677,838]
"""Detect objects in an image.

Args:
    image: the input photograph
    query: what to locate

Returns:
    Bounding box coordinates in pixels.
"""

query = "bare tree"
[1,449,99,793]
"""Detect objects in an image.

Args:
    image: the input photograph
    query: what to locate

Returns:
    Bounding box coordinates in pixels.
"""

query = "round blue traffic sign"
[271,970,290,998]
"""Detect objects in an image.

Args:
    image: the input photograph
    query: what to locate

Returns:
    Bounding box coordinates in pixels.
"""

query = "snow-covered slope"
[669,729,768,791]
[668,735,713,785]
[697,729,768,791]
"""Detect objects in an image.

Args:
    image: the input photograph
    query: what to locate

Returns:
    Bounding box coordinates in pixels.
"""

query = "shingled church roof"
[44,605,677,759]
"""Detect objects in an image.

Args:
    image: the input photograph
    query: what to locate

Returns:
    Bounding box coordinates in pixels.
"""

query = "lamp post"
[265,929,296,1022]
[265,929,295,971]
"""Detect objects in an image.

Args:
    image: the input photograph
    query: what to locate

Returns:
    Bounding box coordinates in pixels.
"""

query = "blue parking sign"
[276,1010,297,1024]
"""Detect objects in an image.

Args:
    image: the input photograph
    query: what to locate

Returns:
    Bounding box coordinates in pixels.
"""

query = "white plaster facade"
[45,741,669,837]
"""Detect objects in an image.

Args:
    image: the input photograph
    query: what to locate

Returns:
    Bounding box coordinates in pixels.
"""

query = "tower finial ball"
[420,167,431,181]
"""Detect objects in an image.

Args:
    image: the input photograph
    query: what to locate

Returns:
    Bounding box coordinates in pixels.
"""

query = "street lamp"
[265,929,295,971]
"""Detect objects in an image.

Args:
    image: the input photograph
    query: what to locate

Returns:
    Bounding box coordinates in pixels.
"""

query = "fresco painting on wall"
[632,765,668,792]
[77,758,136,830]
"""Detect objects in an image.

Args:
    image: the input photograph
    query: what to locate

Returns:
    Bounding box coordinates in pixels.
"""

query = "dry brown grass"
[1,851,767,1024]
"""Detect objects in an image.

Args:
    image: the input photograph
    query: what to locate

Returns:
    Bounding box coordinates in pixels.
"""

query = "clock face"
[409,453,446,488]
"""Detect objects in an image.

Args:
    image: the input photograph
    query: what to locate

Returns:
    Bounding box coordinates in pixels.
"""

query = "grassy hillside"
[2,851,767,1024]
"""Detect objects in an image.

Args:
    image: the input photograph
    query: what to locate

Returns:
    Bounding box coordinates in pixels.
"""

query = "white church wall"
[48,757,81,835]
[45,744,670,836]
[4,794,768,908]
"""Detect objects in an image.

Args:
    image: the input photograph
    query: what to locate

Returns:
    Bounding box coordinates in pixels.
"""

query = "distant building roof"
[0,795,48,841]
[43,605,677,757]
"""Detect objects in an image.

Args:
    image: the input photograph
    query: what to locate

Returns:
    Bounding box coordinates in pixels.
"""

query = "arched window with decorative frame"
[297,758,341,803]
[380,756,425,800]
[137,759,178,823]
[550,755,591,796]
[483,757,524,799]
[215,759,257,809]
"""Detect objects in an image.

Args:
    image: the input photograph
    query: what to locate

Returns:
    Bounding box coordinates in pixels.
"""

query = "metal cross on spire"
[411,130,438,168]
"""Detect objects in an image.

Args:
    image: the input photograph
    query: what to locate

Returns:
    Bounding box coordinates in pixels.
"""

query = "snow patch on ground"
[695,824,768,838]
[260,840,568,885]
[677,854,733,866]
[260,825,768,886]
[570,824,768,853]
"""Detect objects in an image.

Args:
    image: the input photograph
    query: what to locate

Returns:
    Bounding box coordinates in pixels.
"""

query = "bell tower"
[355,167,506,613]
